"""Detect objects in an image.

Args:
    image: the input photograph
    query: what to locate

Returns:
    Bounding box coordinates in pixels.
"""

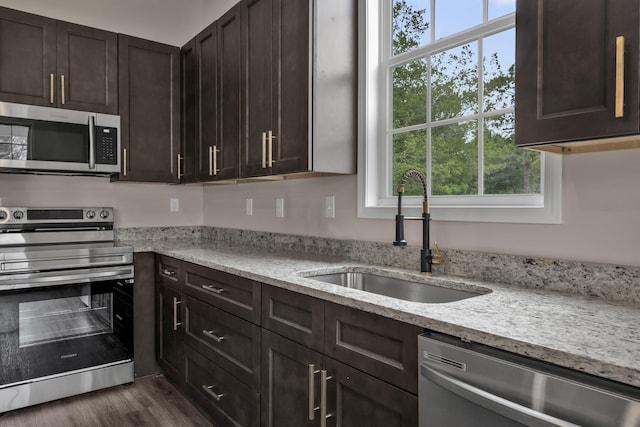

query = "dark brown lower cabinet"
[325,358,418,427]
[185,346,260,427]
[261,330,323,427]
[261,329,418,427]
[157,279,183,385]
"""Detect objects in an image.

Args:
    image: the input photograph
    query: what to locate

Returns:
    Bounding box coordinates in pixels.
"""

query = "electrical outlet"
[325,195,335,218]
[170,198,179,212]
[246,198,253,216]
[276,198,284,218]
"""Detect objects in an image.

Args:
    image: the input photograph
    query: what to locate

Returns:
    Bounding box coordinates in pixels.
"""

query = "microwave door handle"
[420,364,580,427]
[88,115,96,170]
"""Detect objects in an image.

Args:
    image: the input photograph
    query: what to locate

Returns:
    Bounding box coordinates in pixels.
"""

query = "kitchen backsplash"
[117,226,640,304]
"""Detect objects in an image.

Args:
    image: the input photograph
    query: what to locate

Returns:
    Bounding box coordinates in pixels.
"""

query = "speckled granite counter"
[122,238,640,389]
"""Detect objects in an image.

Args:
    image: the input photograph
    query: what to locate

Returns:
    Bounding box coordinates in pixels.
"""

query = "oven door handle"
[0,266,134,291]
[420,364,581,427]
[89,115,96,170]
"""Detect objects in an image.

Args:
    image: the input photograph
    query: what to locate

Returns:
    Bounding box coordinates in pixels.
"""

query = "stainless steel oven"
[0,207,133,413]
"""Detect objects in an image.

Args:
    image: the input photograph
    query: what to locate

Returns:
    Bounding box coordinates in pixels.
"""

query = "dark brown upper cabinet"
[0,7,117,114]
[116,35,181,183]
[181,37,198,183]
[515,0,640,153]
[239,0,357,179]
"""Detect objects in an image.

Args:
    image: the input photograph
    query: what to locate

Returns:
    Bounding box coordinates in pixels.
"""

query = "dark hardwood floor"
[0,375,215,427]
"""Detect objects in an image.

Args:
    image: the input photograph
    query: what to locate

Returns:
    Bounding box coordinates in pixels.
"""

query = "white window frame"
[357,0,562,224]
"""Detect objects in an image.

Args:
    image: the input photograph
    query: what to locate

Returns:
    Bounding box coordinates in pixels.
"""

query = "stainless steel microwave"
[0,102,120,175]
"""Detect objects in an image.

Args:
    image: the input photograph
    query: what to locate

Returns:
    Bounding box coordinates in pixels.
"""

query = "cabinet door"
[0,7,56,107]
[181,37,198,183]
[196,22,218,181]
[515,0,640,147]
[56,21,118,114]
[215,4,242,180]
[117,35,180,183]
[325,357,418,427]
[133,252,159,378]
[241,0,273,178]
[157,280,184,384]
[261,330,323,427]
[271,0,309,174]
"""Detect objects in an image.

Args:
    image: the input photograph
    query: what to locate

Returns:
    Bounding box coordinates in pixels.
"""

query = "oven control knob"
[99,210,110,219]
[13,210,24,220]
[86,210,96,219]
[0,211,6,220]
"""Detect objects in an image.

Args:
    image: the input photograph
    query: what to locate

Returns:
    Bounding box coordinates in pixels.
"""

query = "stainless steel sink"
[306,271,484,303]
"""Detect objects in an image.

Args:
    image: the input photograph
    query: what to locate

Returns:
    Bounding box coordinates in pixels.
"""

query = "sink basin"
[305,271,483,303]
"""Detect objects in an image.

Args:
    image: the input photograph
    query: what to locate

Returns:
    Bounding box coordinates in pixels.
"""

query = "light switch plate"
[170,198,179,212]
[246,198,253,216]
[325,195,335,218]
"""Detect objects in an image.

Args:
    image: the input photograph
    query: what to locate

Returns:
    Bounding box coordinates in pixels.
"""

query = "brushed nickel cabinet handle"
[308,364,320,420]
[123,148,127,176]
[177,154,183,179]
[615,36,625,118]
[262,132,267,168]
[202,284,225,294]
[213,145,219,176]
[268,130,276,167]
[320,369,333,427]
[172,297,182,331]
[202,329,225,343]
[201,384,225,401]
[50,74,55,104]
[60,75,65,105]
[209,146,213,176]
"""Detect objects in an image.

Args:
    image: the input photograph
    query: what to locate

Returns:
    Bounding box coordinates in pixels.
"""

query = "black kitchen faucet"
[393,168,444,274]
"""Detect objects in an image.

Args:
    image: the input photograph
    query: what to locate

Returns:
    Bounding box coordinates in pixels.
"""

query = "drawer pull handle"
[162,269,176,277]
[172,298,182,331]
[202,284,225,294]
[201,384,225,401]
[615,35,625,118]
[320,369,333,427]
[115,314,123,321]
[202,329,225,343]
[308,364,320,420]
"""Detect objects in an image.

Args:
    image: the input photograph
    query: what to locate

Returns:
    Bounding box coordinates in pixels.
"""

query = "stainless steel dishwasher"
[419,332,640,427]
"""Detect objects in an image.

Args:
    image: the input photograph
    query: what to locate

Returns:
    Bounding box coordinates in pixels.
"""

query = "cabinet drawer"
[262,285,324,351]
[184,262,261,324]
[185,347,259,427]
[156,255,182,290]
[324,302,422,394]
[184,295,261,389]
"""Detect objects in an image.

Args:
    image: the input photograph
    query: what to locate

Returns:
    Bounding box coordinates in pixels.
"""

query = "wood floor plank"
[0,375,215,427]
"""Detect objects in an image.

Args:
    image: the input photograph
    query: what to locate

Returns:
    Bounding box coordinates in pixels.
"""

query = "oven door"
[0,274,133,388]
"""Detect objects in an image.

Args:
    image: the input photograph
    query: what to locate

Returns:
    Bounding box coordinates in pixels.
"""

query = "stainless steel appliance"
[0,102,120,175]
[0,207,133,413]
[419,332,640,427]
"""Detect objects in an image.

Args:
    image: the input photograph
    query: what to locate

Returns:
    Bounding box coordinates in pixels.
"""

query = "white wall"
[202,149,640,267]
[0,174,203,228]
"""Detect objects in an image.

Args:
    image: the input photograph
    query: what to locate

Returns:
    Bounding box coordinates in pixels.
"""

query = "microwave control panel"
[95,126,118,165]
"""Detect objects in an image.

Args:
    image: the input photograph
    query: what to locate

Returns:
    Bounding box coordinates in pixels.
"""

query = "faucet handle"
[432,242,445,265]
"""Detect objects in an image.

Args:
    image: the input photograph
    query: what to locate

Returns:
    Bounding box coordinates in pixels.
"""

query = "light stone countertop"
[124,238,640,389]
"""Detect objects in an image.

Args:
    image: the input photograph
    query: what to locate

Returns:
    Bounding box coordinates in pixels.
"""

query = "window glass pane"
[393,59,428,128]
[393,129,426,196]
[432,121,478,195]
[0,143,10,159]
[0,125,10,144]
[484,114,541,194]
[392,0,430,55]
[488,0,516,21]
[483,29,515,112]
[434,0,482,40]
[431,42,478,121]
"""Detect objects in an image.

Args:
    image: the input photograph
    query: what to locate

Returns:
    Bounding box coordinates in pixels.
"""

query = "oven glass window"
[18,285,112,347]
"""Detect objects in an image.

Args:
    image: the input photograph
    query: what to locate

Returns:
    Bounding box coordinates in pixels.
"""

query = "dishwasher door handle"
[420,364,581,427]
